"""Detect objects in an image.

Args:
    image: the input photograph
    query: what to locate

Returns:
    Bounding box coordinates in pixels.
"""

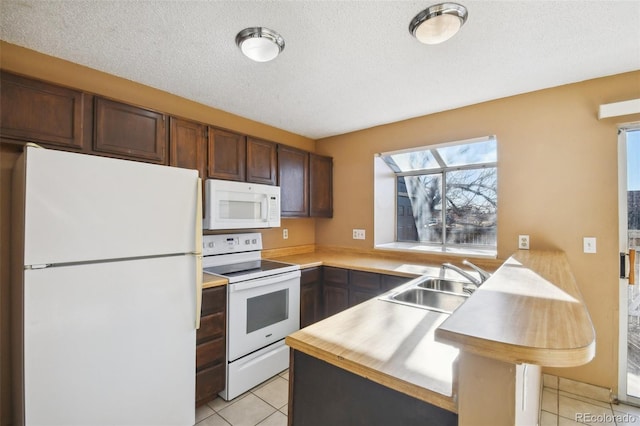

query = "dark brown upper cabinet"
[310,153,333,218]
[94,97,167,164]
[246,137,277,185]
[278,146,333,218]
[169,117,207,178]
[0,71,85,150]
[207,128,246,181]
[278,145,310,217]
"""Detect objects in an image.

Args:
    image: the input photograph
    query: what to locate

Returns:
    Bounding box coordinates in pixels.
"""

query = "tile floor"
[195,370,289,426]
[196,369,640,426]
[541,374,640,426]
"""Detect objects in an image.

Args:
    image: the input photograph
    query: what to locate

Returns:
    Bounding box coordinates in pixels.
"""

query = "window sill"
[375,242,497,259]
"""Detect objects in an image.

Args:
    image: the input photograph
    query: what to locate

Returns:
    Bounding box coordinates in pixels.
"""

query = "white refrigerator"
[12,146,203,426]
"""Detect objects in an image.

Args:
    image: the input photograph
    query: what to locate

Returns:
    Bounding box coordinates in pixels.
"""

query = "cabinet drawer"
[196,337,225,370]
[349,270,381,291]
[201,286,226,316]
[301,267,321,285]
[195,363,225,406]
[197,312,225,343]
[323,267,349,287]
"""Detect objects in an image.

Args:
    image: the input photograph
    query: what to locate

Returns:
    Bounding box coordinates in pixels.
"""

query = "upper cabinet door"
[310,154,333,218]
[246,137,277,185]
[278,145,309,217]
[0,72,85,150]
[94,97,167,164]
[208,128,246,181]
[169,117,206,178]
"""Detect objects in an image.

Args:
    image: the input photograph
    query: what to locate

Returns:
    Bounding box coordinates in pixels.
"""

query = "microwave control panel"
[269,196,279,221]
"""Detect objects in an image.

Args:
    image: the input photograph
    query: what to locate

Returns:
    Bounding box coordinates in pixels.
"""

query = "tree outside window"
[382,137,497,249]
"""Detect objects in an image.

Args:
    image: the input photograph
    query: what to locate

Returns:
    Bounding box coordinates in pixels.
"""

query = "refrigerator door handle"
[195,255,203,329]
[195,177,202,254]
[195,177,203,329]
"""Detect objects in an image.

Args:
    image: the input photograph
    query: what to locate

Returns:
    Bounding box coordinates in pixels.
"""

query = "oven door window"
[246,289,289,333]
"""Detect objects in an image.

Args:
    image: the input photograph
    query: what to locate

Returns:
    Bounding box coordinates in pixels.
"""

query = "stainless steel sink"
[380,286,468,314]
[416,277,473,295]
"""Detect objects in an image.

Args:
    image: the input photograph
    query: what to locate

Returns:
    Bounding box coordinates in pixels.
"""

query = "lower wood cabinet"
[322,267,350,319]
[196,286,226,407]
[300,267,323,328]
[305,266,412,324]
[290,350,458,426]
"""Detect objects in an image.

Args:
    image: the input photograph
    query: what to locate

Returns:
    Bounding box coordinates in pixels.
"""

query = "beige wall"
[314,71,640,391]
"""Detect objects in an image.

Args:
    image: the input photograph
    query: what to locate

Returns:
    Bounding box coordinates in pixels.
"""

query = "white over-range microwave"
[203,179,281,230]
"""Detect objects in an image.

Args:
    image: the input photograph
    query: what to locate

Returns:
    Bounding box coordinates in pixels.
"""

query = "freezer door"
[22,256,196,426]
[21,147,199,265]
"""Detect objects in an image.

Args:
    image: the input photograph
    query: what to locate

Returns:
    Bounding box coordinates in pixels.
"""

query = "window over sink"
[375,136,497,257]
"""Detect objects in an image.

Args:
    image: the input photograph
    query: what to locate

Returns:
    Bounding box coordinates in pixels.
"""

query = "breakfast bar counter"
[286,294,459,412]
[281,248,595,426]
[435,250,596,367]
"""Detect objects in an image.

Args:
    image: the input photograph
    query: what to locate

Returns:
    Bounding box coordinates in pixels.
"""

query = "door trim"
[618,123,640,404]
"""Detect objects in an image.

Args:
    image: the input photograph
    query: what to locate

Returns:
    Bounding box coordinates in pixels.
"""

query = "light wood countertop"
[202,273,227,289]
[286,296,459,413]
[435,250,596,367]
[281,247,595,414]
[268,251,446,278]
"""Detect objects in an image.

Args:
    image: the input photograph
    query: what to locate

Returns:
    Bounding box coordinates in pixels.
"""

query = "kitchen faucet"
[441,263,481,286]
[462,260,492,283]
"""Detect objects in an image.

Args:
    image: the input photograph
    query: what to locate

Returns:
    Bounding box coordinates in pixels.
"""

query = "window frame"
[379,135,498,254]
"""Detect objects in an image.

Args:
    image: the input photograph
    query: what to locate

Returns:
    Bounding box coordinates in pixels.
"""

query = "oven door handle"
[229,270,301,292]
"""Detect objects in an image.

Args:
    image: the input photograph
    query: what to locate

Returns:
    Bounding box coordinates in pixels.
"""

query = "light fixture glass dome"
[409,3,468,45]
[236,27,285,62]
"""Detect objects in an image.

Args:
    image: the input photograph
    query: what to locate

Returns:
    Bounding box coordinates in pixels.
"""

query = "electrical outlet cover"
[583,237,597,253]
[518,235,530,250]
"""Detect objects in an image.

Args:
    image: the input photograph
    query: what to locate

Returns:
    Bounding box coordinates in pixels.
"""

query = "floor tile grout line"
[250,390,288,412]
[558,392,616,412]
[544,385,614,408]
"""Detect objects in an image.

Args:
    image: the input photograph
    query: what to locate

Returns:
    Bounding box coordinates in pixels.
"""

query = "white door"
[23,255,196,426]
[619,125,640,404]
[22,147,199,265]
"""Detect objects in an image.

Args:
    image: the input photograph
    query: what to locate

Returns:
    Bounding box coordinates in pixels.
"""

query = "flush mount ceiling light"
[236,27,285,62]
[409,3,468,45]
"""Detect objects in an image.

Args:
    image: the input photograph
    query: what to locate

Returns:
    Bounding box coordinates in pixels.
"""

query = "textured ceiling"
[1,1,639,139]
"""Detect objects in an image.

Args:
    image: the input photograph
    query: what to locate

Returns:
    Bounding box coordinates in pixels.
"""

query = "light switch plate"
[583,237,597,253]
